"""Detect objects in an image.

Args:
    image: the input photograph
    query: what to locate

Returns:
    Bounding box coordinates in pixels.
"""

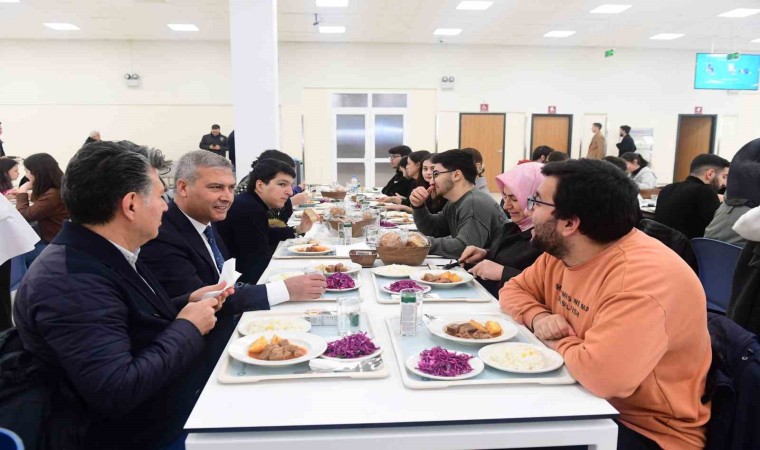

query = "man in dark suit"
[199,124,228,157]
[140,150,326,309]
[13,142,233,448]
[655,153,730,239]
[616,125,637,156]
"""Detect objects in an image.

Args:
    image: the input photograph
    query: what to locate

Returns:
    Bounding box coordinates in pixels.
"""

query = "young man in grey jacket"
[409,149,507,259]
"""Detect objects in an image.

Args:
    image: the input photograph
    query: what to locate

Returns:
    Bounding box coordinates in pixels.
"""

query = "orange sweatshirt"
[500,229,711,450]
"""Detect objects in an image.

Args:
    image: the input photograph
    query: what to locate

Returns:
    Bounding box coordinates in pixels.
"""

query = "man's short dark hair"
[63,141,154,225]
[620,125,631,134]
[431,149,477,184]
[461,147,483,164]
[258,149,295,168]
[211,124,221,130]
[115,140,171,173]
[689,154,730,175]
[247,158,296,194]
[547,151,570,162]
[603,156,628,172]
[388,145,412,157]
[593,123,602,130]
[399,156,409,168]
[541,159,639,243]
[531,145,554,161]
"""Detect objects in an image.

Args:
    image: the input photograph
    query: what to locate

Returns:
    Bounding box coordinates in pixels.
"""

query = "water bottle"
[343,222,353,245]
[350,176,359,194]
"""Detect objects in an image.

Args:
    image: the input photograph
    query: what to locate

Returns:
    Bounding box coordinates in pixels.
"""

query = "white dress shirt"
[108,241,155,294]
[178,207,290,306]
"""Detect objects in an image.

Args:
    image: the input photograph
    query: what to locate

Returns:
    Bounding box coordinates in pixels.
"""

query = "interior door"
[674,115,716,182]
[580,113,608,158]
[531,114,573,155]
[459,113,506,192]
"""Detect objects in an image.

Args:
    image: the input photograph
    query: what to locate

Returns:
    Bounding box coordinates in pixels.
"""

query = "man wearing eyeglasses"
[381,145,413,197]
[408,149,507,259]
[500,159,711,450]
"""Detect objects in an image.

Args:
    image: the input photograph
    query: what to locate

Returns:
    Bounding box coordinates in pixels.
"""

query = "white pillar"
[228,0,279,181]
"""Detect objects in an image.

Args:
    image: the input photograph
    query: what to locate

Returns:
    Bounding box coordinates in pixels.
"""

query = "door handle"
[497,149,503,153]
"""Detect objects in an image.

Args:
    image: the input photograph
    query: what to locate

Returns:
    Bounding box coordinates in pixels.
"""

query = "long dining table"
[183,236,620,449]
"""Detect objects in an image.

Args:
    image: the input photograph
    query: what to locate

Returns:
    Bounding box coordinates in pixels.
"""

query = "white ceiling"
[1,0,760,51]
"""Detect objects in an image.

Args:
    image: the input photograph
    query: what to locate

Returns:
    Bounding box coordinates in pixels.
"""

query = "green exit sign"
[605,49,615,58]
[727,52,740,60]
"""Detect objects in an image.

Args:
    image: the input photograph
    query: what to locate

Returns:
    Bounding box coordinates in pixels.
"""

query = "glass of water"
[363,225,380,248]
[336,296,362,336]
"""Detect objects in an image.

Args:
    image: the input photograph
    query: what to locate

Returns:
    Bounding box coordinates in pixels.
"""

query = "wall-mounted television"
[694,53,760,91]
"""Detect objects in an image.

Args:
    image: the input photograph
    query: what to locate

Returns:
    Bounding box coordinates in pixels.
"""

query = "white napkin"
[0,195,40,265]
[201,258,242,300]
[733,206,760,242]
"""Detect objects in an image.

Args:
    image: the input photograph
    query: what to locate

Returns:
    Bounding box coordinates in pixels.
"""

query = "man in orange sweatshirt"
[500,159,711,450]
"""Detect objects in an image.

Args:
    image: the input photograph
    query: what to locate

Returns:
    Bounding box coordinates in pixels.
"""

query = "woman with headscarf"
[458,162,545,296]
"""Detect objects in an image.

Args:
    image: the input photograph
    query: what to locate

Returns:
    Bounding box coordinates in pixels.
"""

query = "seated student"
[500,159,711,450]
[546,150,570,162]
[656,153,730,239]
[620,152,657,189]
[254,149,310,225]
[458,162,545,297]
[518,145,554,164]
[420,152,447,214]
[381,145,414,197]
[705,138,760,247]
[408,149,507,259]
[0,157,19,196]
[461,147,489,193]
[728,205,760,336]
[382,150,431,211]
[603,155,628,172]
[13,142,233,448]
[14,153,69,265]
[217,158,315,283]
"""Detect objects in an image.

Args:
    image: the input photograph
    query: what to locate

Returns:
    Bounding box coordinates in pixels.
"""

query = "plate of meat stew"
[426,316,518,345]
[227,332,327,366]
[410,270,474,288]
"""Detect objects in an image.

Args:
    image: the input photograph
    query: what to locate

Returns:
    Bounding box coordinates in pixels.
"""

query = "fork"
[296,355,384,374]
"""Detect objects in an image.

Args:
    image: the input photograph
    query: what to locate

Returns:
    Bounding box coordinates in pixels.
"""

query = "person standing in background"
[199,124,228,158]
[587,123,606,159]
[616,125,636,156]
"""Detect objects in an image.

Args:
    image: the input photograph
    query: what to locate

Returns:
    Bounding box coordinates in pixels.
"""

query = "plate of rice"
[371,264,418,278]
[237,316,312,336]
[478,342,564,374]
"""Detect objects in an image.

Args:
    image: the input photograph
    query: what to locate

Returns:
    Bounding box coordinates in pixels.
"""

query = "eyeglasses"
[389,155,401,160]
[526,195,555,210]
[432,170,454,179]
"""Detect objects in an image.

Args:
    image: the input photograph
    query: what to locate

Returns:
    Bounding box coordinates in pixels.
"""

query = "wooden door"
[674,115,716,182]
[459,113,506,192]
[531,114,573,155]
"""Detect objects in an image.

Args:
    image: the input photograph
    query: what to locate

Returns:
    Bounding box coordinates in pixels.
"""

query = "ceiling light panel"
[167,24,199,31]
[319,26,346,34]
[456,1,493,10]
[544,30,576,38]
[316,0,348,7]
[0,0,22,3]
[718,8,760,18]
[43,23,80,31]
[649,33,684,40]
[434,28,462,36]
[590,4,632,14]
[752,38,760,43]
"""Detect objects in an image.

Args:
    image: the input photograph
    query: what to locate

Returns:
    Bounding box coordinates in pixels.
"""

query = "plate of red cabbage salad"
[321,332,382,361]
[325,273,360,291]
[405,346,484,381]
[379,220,398,228]
[381,280,432,295]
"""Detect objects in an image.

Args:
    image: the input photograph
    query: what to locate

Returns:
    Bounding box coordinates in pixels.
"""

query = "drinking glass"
[336,296,362,336]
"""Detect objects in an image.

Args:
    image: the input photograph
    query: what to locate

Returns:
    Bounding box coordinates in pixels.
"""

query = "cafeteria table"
[184,253,619,450]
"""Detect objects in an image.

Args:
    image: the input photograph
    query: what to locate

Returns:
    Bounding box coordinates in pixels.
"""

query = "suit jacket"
[216,191,295,284]
[616,134,637,156]
[587,133,606,159]
[13,221,206,448]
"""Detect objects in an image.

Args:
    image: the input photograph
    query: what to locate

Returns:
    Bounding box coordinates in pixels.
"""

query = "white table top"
[184,258,617,432]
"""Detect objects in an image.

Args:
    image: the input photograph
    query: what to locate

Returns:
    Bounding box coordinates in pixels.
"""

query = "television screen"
[694,53,760,90]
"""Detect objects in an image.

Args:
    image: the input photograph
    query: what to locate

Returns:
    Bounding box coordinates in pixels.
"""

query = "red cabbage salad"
[379,220,397,228]
[416,347,473,377]
[388,280,424,293]
[326,273,356,290]
[324,332,379,358]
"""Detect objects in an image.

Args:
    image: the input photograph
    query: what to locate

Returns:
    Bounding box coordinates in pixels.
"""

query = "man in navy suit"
[139,150,326,314]
[13,142,234,448]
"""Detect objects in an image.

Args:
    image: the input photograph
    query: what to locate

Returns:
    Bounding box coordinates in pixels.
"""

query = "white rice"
[489,344,547,371]
[375,264,416,277]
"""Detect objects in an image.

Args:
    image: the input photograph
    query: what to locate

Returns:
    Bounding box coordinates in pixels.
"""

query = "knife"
[441,260,461,270]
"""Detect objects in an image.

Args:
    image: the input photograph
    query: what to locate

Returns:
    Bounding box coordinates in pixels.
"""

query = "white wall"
[2,39,759,184]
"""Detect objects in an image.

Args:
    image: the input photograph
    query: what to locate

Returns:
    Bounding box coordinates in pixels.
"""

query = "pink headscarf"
[495,162,546,231]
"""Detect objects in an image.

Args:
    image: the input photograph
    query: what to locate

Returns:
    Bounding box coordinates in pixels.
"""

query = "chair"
[0,428,24,450]
[691,238,743,313]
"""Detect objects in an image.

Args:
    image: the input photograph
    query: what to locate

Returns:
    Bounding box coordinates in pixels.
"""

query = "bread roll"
[378,232,403,248]
[407,232,429,248]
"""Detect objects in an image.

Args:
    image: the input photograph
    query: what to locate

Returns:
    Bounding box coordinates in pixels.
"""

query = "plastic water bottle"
[350,176,359,194]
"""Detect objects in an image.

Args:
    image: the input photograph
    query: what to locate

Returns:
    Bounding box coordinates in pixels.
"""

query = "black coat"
[728,241,760,336]
[381,170,416,197]
[655,176,721,239]
[474,222,543,297]
[0,139,5,157]
[216,191,295,283]
[199,133,228,157]
[12,222,206,448]
[616,134,636,156]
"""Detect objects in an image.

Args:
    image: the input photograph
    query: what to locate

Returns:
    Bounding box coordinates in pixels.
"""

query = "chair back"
[692,238,743,313]
[0,428,24,450]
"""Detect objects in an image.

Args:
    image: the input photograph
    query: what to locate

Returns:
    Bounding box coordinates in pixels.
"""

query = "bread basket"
[320,190,347,200]
[349,250,378,268]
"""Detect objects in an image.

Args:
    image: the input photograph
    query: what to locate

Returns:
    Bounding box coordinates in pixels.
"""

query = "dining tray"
[371,270,494,304]
[271,239,374,260]
[385,314,576,389]
[218,310,390,384]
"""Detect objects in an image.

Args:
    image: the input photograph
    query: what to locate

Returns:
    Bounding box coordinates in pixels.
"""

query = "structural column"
[228,0,279,180]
